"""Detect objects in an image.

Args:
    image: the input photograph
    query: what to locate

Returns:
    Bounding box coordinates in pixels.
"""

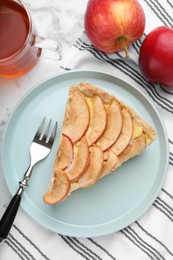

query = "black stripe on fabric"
[60,66,72,71]
[131,35,145,54]
[69,237,102,260]
[60,235,103,260]
[169,139,173,145]
[143,0,172,26]
[160,85,173,95]
[136,221,173,257]
[74,39,173,114]
[166,0,173,9]
[13,225,50,260]
[63,67,71,71]
[87,238,117,260]
[5,237,25,260]
[59,235,91,260]
[149,84,173,109]
[151,0,173,25]
[169,152,173,166]
[121,229,155,260]
[131,42,139,54]
[122,227,165,260]
[162,188,173,200]
[155,197,173,217]
[8,233,36,260]
[153,200,173,222]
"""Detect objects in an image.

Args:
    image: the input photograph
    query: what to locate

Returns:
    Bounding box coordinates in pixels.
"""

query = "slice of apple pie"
[43,82,157,204]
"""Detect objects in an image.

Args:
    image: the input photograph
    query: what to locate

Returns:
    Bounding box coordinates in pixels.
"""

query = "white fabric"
[1,0,173,259]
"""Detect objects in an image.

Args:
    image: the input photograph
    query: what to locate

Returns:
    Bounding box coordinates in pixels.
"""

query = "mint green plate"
[2,70,169,237]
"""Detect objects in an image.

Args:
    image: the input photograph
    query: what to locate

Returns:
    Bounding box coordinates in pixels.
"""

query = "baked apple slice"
[96,100,123,151]
[101,149,118,177]
[54,134,73,170]
[62,90,90,143]
[65,137,90,182]
[77,145,104,187]
[85,95,107,146]
[43,169,70,204]
[111,109,133,155]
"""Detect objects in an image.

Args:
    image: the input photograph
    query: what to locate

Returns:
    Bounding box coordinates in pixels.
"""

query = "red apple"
[139,26,173,88]
[84,0,145,57]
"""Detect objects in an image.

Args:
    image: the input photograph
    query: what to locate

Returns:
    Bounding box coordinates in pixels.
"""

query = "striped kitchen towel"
[1,0,173,259]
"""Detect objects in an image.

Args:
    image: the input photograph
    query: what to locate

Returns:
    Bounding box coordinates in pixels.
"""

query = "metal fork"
[0,117,58,245]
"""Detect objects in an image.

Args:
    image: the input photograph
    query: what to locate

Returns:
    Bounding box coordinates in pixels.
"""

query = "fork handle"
[0,166,32,245]
[0,168,31,245]
[0,194,21,244]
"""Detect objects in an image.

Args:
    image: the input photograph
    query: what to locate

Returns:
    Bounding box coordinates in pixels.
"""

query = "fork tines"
[34,117,58,148]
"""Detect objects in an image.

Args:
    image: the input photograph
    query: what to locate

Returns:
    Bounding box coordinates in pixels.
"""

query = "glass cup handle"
[34,36,62,61]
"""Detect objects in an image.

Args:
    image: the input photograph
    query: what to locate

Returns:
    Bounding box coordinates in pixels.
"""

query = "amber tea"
[0,0,41,78]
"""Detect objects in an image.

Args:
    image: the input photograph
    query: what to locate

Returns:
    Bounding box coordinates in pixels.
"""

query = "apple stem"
[118,37,129,58]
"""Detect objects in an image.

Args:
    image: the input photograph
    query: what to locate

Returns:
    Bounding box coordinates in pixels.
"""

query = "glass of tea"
[0,0,62,78]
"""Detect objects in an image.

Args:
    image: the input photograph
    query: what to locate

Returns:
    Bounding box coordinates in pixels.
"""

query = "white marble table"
[0,0,88,209]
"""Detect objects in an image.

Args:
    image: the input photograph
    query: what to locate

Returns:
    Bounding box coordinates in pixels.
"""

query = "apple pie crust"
[43,82,157,204]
